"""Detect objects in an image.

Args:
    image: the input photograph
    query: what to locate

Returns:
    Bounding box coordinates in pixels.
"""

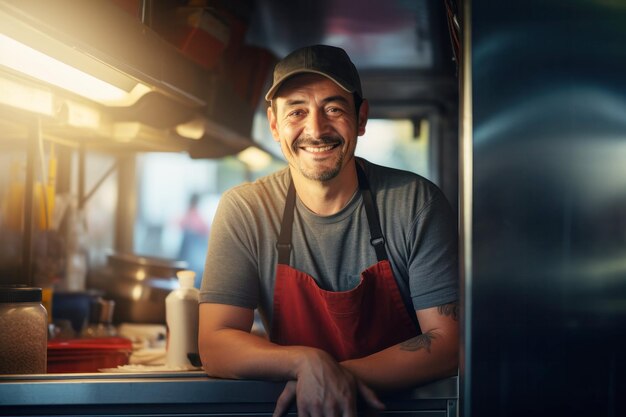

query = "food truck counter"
[0,372,457,416]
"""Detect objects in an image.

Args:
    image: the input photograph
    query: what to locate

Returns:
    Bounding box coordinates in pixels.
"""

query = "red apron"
[271,164,419,361]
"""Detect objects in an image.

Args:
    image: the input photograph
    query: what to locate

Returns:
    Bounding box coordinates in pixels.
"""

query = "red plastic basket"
[47,337,132,373]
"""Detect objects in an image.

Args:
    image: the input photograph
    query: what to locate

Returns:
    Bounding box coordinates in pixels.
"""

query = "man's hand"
[272,349,385,417]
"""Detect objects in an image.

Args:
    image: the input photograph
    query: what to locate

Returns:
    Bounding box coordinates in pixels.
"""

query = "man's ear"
[267,104,280,142]
[357,99,369,136]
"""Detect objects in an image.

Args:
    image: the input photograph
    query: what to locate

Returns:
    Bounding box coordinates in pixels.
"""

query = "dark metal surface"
[0,373,458,416]
[466,1,626,416]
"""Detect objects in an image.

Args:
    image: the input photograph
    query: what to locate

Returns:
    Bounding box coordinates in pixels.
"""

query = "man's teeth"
[303,145,335,153]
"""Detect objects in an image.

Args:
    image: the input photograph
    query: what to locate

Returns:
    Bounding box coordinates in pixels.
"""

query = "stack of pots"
[88,253,188,324]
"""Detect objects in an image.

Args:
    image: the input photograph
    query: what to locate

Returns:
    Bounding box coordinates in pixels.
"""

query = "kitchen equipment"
[51,290,102,335]
[0,285,48,374]
[47,337,132,373]
[88,253,187,324]
[82,298,117,338]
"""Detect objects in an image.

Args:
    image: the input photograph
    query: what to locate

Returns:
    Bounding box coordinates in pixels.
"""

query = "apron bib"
[271,164,418,361]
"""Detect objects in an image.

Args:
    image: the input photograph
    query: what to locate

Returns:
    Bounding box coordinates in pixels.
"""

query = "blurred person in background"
[177,193,209,287]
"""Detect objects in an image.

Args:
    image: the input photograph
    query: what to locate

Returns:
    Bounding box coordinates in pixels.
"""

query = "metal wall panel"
[466,1,626,415]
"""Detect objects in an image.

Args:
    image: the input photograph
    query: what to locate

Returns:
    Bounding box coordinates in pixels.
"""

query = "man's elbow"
[443,351,459,377]
[198,332,229,378]
[199,353,221,377]
[441,332,460,377]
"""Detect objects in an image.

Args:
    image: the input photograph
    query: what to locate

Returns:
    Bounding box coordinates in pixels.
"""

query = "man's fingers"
[356,380,386,411]
[339,396,357,417]
[273,380,296,417]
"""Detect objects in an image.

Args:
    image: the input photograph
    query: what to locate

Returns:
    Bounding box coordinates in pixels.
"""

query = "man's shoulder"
[223,167,290,204]
[361,158,440,195]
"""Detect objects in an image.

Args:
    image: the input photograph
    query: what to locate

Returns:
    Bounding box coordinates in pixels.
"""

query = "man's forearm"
[340,329,458,391]
[341,303,460,392]
[200,327,294,380]
[199,303,459,392]
[199,304,316,381]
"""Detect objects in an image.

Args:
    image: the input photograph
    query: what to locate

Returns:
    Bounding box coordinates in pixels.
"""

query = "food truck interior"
[1,0,625,416]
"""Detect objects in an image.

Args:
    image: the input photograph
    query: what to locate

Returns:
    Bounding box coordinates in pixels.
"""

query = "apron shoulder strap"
[356,163,389,262]
[276,179,296,264]
[276,164,389,265]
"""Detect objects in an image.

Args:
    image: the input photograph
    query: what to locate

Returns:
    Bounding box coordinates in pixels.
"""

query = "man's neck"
[290,162,359,216]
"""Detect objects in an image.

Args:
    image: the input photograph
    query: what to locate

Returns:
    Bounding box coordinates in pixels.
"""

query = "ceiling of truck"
[236,0,459,118]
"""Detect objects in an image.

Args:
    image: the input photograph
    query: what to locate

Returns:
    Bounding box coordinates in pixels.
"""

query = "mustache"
[293,135,343,149]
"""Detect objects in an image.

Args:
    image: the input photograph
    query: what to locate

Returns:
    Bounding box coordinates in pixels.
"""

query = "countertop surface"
[0,372,458,416]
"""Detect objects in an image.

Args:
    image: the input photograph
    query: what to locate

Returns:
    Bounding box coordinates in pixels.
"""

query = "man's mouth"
[294,136,343,154]
[301,144,339,153]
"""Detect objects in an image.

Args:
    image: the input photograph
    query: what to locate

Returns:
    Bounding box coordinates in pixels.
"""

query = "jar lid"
[0,285,42,303]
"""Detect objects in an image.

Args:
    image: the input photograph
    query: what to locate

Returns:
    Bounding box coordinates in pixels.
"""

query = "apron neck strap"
[276,162,389,265]
[277,178,296,265]
[356,163,388,262]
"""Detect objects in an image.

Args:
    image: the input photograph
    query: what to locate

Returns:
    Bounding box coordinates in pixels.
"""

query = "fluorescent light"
[0,33,150,106]
[237,146,273,171]
[0,73,54,116]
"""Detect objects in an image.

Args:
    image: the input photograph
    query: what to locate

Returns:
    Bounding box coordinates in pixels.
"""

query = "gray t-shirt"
[200,158,458,331]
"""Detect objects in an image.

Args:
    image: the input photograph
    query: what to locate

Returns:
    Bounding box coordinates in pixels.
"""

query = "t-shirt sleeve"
[408,193,459,310]
[199,189,259,309]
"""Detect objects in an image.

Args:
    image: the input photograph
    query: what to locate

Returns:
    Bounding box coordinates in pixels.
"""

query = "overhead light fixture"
[0,33,150,106]
[112,122,145,142]
[175,118,206,140]
[111,122,180,150]
[0,73,54,116]
[237,146,273,171]
[0,4,152,108]
[58,99,101,130]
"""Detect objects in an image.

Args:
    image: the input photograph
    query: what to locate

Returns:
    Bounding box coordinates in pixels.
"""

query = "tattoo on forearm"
[437,302,459,321]
[400,331,436,353]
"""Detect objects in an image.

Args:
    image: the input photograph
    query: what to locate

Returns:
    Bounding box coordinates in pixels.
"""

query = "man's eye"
[287,110,304,118]
[327,107,343,115]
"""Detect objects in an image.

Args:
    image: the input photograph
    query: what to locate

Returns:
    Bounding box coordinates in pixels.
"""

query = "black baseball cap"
[264,45,363,101]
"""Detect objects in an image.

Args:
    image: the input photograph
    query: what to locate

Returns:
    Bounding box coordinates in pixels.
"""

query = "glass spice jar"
[0,285,48,374]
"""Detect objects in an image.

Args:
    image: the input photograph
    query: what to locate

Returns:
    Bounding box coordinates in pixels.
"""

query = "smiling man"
[198,45,459,417]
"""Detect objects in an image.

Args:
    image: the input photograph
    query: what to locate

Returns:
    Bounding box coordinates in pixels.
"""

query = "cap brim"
[264,69,355,101]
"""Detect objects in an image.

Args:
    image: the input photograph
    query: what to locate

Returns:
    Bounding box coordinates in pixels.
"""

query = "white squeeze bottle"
[166,270,200,368]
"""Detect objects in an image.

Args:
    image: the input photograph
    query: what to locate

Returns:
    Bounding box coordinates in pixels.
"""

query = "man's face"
[268,74,368,182]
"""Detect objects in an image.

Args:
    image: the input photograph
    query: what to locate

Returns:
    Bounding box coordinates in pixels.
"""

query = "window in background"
[134,153,232,286]
[356,118,430,179]
[133,152,285,287]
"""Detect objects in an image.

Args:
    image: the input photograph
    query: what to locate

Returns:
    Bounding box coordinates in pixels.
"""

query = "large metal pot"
[88,253,187,324]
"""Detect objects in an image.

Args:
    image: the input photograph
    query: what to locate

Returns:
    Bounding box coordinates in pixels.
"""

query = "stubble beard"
[292,135,346,182]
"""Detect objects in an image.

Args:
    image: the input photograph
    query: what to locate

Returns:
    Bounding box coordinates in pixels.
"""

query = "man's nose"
[304,110,330,138]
